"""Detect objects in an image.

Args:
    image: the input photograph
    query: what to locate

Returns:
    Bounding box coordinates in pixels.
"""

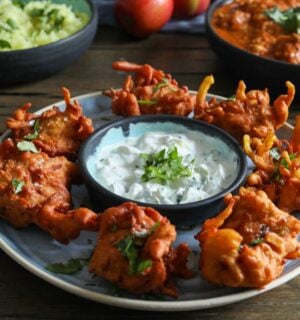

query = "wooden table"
[0,27,299,320]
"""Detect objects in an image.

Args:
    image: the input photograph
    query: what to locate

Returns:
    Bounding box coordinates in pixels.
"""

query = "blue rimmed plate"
[0,91,299,311]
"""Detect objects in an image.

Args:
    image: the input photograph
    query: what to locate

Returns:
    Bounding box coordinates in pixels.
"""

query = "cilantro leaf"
[141,146,193,183]
[149,221,160,233]
[248,238,263,247]
[136,260,152,274]
[46,258,88,274]
[12,0,25,8]
[115,235,152,275]
[11,179,25,194]
[228,94,236,101]
[24,119,40,140]
[0,39,11,49]
[265,6,300,34]
[6,19,17,30]
[17,141,39,153]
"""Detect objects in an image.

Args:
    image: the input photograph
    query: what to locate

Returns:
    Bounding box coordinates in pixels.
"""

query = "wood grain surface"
[0,27,299,320]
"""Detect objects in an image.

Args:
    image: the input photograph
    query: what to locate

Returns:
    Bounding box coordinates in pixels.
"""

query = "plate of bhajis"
[0,61,299,311]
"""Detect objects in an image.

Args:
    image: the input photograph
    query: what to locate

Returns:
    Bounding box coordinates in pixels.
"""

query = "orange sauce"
[211,0,300,64]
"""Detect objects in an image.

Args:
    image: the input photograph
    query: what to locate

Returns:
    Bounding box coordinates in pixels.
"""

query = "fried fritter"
[0,139,98,244]
[89,202,194,297]
[194,75,295,143]
[196,188,300,288]
[104,61,196,117]
[244,116,300,212]
[6,87,94,159]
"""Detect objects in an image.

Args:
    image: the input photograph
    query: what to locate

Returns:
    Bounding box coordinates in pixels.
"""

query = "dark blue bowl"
[206,0,300,100]
[78,115,248,225]
[0,0,98,86]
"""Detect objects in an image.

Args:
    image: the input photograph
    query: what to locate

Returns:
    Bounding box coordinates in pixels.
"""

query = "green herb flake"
[46,258,87,274]
[6,18,17,30]
[228,94,236,101]
[0,39,11,49]
[136,259,152,274]
[17,141,39,153]
[149,221,160,234]
[248,238,263,247]
[11,178,25,194]
[289,153,296,160]
[24,119,40,140]
[12,0,25,9]
[115,235,152,275]
[265,6,300,34]
[280,158,289,169]
[141,146,193,183]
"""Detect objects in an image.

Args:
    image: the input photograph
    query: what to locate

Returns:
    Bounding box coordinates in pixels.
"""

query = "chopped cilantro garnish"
[149,221,160,233]
[115,235,152,275]
[12,0,25,8]
[0,39,11,49]
[265,6,300,34]
[228,94,236,101]
[17,141,39,153]
[46,258,89,274]
[11,179,25,194]
[141,146,193,183]
[6,18,17,30]
[248,238,263,247]
[24,119,40,140]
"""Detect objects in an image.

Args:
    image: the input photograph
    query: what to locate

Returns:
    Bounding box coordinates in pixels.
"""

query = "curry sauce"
[212,0,300,64]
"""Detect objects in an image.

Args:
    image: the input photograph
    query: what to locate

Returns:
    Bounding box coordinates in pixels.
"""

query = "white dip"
[87,130,239,205]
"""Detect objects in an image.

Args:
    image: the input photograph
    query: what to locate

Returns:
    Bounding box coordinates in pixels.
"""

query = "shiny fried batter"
[244,116,300,212]
[0,139,98,243]
[195,75,295,143]
[89,202,194,297]
[104,61,195,116]
[6,87,94,159]
[196,188,300,288]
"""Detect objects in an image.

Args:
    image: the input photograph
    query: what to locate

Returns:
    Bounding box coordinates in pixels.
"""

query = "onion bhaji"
[196,187,300,288]
[89,202,194,297]
[194,75,295,143]
[6,87,94,159]
[244,115,300,213]
[104,61,196,116]
[0,139,98,244]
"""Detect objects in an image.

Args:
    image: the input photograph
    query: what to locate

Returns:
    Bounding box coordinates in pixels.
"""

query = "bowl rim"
[78,114,248,211]
[206,0,300,70]
[0,0,97,54]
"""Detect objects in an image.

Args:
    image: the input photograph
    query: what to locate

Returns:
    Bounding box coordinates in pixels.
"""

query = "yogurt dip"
[87,130,239,205]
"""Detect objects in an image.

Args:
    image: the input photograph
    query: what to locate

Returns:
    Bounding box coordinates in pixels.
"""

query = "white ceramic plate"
[0,91,299,312]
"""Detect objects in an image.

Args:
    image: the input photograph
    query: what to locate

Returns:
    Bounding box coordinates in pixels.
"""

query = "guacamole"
[0,0,89,51]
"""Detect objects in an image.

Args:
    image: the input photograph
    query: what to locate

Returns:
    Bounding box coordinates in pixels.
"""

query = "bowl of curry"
[206,0,300,99]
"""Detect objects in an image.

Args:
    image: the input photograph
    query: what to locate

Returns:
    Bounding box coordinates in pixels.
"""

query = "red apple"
[114,0,174,38]
[173,0,211,18]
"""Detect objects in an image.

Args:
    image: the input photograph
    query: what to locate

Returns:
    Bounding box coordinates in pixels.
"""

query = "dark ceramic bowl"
[79,115,248,226]
[206,0,300,100]
[0,0,98,86]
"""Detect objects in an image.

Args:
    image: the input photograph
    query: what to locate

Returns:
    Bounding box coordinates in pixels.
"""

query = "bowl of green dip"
[0,0,98,85]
